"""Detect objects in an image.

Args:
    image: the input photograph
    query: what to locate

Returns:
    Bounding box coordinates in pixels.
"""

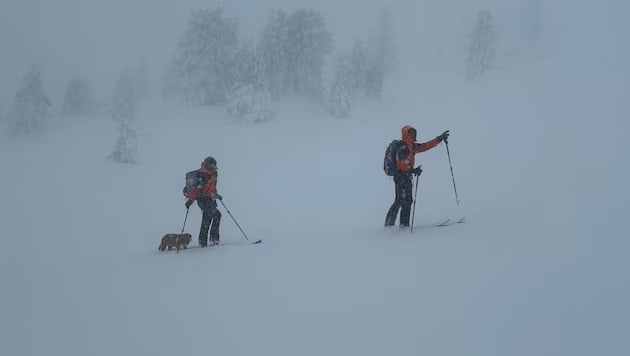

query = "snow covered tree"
[284,9,333,99]
[167,8,239,106]
[364,58,384,98]
[111,69,137,122]
[62,76,96,116]
[466,11,495,80]
[7,65,51,136]
[370,6,396,74]
[328,54,354,118]
[227,41,273,123]
[349,39,368,96]
[107,121,137,164]
[258,9,290,99]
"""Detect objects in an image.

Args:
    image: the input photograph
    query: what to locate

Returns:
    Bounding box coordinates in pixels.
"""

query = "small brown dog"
[158,233,192,253]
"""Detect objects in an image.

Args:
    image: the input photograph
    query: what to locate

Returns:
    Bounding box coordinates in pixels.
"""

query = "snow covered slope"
[1,2,629,356]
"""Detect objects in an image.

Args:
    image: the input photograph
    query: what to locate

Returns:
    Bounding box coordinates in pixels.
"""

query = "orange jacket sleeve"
[414,137,441,153]
[395,138,442,173]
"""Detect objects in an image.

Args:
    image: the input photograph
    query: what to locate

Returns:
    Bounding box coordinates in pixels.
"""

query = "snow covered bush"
[107,121,137,164]
[227,84,273,123]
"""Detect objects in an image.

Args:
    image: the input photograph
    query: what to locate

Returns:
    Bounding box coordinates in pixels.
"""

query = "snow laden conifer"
[107,121,138,164]
[285,9,333,99]
[364,58,385,98]
[258,9,290,99]
[227,41,273,123]
[371,6,396,74]
[108,69,138,163]
[7,65,51,136]
[111,69,137,122]
[358,7,394,99]
[62,76,96,116]
[466,11,495,80]
[350,39,368,96]
[328,54,354,118]
[166,8,239,106]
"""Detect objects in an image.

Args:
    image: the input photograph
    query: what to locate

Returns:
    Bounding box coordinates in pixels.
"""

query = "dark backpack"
[183,169,206,198]
[383,140,404,176]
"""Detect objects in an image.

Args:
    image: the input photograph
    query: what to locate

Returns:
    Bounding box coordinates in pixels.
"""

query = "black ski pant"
[197,197,221,244]
[385,173,414,227]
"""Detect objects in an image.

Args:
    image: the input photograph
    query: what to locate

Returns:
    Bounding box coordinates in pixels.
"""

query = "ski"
[435,219,451,227]
[171,239,262,251]
[436,217,466,227]
[406,217,466,231]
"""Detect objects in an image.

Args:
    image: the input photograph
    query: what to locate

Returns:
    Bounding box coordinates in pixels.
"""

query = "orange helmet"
[401,125,417,143]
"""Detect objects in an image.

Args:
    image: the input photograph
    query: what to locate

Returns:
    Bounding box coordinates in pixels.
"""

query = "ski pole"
[444,139,460,206]
[181,208,189,234]
[218,199,262,244]
[410,172,420,234]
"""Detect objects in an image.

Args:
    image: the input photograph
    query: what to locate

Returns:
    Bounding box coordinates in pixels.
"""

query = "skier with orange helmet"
[385,126,449,228]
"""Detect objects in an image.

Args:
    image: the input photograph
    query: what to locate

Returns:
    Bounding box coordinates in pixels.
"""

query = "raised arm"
[414,130,450,153]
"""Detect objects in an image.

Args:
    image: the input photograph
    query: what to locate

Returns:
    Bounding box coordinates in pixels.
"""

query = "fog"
[1,1,629,355]
[3,0,627,114]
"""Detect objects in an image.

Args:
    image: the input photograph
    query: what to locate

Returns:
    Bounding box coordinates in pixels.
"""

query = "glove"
[213,193,223,201]
[437,130,450,142]
[412,166,423,176]
[185,200,193,209]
